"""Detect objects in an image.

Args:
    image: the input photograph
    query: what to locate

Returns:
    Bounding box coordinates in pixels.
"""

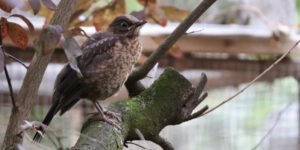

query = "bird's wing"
[53,64,83,115]
[79,31,119,67]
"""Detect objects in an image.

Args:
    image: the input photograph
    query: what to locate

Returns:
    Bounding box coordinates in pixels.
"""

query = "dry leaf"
[160,6,190,22]
[1,17,8,39]
[10,14,35,32]
[137,54,148,64]
[7,22,28,50]
[152,37,182,58]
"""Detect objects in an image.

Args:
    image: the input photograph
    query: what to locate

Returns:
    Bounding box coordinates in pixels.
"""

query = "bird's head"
[108,15,147,38]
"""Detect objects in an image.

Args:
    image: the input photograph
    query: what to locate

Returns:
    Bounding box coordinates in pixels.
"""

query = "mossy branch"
[72,68,208,150]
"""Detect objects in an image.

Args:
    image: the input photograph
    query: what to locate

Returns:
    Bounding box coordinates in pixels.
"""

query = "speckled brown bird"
[33,15,146,142]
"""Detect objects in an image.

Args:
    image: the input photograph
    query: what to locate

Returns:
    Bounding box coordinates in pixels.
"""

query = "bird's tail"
[33,101,59,142]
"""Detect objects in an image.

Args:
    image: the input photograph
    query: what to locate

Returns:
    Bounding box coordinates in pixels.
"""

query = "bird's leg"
[92,102,121,130]
[97,103,121,122]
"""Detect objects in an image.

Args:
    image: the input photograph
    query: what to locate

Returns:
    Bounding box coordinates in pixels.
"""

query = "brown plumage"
[33,15,146,142]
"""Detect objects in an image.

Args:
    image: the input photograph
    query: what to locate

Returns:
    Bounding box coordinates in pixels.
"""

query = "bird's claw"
[104,111,121,122]
[91,115,121,130]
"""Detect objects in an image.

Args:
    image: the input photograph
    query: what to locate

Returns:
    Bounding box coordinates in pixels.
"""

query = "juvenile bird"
[33,15,146,142]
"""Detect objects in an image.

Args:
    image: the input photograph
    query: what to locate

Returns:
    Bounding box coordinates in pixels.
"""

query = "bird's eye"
[120,21,129,28]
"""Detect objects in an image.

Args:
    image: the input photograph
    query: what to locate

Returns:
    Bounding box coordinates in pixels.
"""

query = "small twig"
[185,29,204,35]
[0,23,17,109]
[201,40,300,116]
[126,141,147,150]
[184,105,209,122]
[4,58,17,108]
[251,101,294,150]
[4,52,28,69]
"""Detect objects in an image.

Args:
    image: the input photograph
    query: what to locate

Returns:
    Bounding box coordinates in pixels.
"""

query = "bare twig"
[0,23,17,109]
[4,65,16,108]
[184,105,209,122]
[4,52,28,69]
[185,29,204,35]
[201,40,300,116]
[251,101,294,150]
[126,0,217,90]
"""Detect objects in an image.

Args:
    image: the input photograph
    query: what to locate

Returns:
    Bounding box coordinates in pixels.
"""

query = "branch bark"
[2,1,78,149]
[72,68,208,150]
[125,0,216,96]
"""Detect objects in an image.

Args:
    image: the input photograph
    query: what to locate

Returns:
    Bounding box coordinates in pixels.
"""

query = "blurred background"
[1,0,300,149]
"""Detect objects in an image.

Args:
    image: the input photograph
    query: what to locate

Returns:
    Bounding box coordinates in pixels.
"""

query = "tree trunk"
[1,1,78,149]
[72,68,207,150]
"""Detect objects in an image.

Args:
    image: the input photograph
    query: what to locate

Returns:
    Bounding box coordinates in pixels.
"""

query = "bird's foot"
[91,115,121,130]
[88,111,121,122]
[103,110,121,122]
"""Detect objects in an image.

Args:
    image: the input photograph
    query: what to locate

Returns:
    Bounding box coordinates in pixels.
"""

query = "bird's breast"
[83,37,142,100]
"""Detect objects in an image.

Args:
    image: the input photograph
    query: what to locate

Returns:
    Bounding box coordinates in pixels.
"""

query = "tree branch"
[1,1,78,149]
[125,0,216,96]
[72,68,208,150]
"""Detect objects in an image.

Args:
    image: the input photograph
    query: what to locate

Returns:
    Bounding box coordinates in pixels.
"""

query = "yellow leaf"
[160,6,190,22]
[152,37,182,59]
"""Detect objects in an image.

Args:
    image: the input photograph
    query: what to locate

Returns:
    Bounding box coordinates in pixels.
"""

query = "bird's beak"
[136,20,147,26]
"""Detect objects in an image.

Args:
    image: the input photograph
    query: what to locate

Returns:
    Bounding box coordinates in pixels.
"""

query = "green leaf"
[60,36,83,78]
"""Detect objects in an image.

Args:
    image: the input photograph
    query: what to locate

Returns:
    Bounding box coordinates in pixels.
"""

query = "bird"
[33,14,146,142]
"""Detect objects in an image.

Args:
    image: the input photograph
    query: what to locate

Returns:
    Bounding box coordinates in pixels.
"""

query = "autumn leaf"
[0,47,4,73]
[152,37,182,59]
[160,6,190,22]
[28,0,41,15]
[10,14,35,32]
[92,1,125,31]
[1,18,8,39]
[0,0,15,13]
[148,12,167,26]
[168,44,182,58]
[137,54,148,64]
[7,22,28,50]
